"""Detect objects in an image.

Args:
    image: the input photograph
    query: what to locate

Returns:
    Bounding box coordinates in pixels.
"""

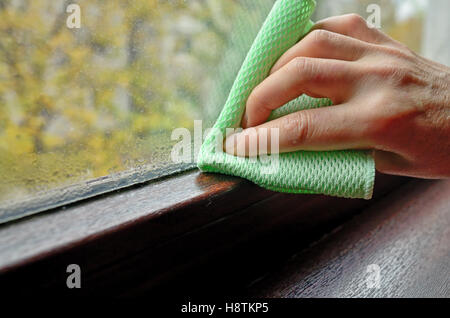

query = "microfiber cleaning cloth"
[197,0,375,199]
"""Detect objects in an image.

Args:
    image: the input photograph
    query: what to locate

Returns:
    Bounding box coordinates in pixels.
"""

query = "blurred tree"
[0,0,273,203]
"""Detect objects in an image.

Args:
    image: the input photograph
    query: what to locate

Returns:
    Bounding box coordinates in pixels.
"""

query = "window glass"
[1,0,445,223]
[0,0,274,222]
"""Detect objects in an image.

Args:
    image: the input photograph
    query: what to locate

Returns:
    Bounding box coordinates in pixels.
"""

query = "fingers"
[226,103,372,156]
[270,30,371,74]
[313,14,392,45]
[243,57,360,128]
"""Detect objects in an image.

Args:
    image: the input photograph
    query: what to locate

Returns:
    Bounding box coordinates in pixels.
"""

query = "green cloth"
[197,0,375,199]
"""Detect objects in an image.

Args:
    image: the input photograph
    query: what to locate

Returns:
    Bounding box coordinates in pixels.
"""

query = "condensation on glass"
[0,0,275,223]
[0,0,436,223]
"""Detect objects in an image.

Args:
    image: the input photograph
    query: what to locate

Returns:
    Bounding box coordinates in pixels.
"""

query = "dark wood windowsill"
[249,178,450,298]
[0,169,412,296]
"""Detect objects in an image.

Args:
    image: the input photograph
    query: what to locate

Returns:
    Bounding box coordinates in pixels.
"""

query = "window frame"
[0,170,408,295]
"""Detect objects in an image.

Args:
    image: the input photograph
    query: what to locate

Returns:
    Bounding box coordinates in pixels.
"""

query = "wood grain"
[248,179,450,298]
[0,170,409,296]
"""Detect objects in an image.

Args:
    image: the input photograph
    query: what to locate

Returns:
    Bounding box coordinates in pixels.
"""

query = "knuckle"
[308,29,333,46]
[281,112,312,146]
[343,13,366,28]
[290,57,313,77]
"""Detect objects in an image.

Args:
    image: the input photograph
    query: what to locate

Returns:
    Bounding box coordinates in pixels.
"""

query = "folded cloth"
[197,0,375,199]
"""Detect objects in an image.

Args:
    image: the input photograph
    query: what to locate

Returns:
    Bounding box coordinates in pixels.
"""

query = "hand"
[224,14,450,179]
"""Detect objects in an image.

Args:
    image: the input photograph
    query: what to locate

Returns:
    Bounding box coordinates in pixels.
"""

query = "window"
[1,0,446,224]
[0,0,275,223]
[314,0,429,54]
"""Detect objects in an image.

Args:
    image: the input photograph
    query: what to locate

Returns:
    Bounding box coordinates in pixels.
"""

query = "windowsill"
[0,169,409,295]
[0,162,196,225]
[249,178,450,298]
